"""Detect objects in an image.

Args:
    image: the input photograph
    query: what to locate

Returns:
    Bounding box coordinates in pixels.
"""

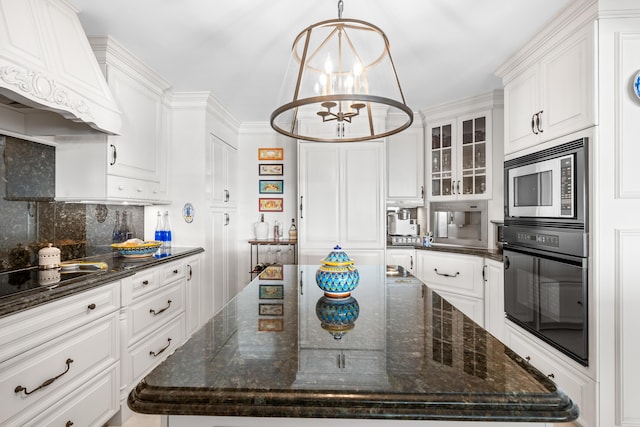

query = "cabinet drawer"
[128,314,184,384]
[24,364,119,427]
[160,260,185,285]
[107,175,150,200]
[0,313,118,426]
[419,252,484,298]
[128,282,184,343]
[0,281,120,363]
[433,289,484,327]
[505,323,596,427]
[131,269,159,300]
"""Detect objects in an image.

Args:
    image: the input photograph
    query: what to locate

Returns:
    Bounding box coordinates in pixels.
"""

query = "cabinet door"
[503,65,540,155]
[457,112,491,199]
[186,255,203,335]
[209,209,237,314]
[106,65,163,182]
[298,144,341,249]
[341,143,385,249]
[386,127,424,205]
[386,248,415,273]
[427,120,456,200]
[209,135,237,207]
[484,259,505,341]
[540,25,595,142]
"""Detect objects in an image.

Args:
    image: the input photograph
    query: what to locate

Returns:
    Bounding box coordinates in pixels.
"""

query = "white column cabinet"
[206,133,238,316]
[298,141,385,259]
[386,122,424,206]
[500,23,595,156]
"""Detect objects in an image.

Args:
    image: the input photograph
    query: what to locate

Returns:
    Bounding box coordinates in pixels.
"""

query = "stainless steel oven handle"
[504,255,510,270]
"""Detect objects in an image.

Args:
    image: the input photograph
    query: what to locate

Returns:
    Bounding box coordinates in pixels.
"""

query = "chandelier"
[270,0,413,142]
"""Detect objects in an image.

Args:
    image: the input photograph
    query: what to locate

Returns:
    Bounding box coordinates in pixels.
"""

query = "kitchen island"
[128,265,578,426]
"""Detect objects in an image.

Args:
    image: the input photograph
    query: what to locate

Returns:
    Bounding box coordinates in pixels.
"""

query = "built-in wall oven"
[503,138,588,366]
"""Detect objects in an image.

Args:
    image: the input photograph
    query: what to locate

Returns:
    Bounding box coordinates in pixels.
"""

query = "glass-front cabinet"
[428,110,492,201]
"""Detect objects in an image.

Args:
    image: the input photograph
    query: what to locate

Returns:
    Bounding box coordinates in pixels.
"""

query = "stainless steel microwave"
[504,138,587,225]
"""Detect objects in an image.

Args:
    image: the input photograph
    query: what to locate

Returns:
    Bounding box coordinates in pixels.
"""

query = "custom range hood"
[0,0,121,139]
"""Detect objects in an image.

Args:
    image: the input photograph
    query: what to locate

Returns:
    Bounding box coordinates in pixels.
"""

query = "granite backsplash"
[0,135,144,272]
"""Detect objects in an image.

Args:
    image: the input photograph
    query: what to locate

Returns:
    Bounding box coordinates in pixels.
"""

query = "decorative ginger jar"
[315,295,360,340]
[315,245,359,298]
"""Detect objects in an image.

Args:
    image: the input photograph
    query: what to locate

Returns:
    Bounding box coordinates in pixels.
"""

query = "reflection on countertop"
[128,265,577,423]
[0,246,204,318]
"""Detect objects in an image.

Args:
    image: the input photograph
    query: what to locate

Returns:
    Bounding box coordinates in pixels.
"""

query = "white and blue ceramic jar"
[315,245,360,298]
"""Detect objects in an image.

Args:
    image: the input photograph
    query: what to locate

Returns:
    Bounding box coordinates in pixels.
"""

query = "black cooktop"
[0,267,105,300]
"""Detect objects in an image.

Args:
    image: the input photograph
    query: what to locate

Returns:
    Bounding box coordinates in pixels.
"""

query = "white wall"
[237,123,298,286]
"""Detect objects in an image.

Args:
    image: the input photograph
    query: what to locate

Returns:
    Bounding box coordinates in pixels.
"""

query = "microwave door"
[508,158,562,218]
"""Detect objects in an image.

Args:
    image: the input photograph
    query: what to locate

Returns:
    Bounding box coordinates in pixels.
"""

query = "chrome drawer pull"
[150,338,172,357]
[15,358,73,396]
[434,268,460,278]
[149,300,172,316]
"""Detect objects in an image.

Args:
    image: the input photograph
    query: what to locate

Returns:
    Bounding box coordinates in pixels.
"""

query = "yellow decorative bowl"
[111,239,162,258]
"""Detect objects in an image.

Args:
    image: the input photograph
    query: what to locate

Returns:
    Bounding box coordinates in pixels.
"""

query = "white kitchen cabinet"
[483,258,505,341]
[500,23,595,156]
[55,36,171,204]
[415,250,484,326]
[185,254,203,335]
[386,120,424,206]
[209,133,237,207]
[505,321,596,427]
[209,208,238,315]
[203,132,238,316]
[298,142,385,258]
[422,91,503,201]
[0,281,121,427]
[114,260,187,425]
[385,248,416,274]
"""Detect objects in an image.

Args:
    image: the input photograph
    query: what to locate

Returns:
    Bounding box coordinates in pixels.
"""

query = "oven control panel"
[516,231,560,248]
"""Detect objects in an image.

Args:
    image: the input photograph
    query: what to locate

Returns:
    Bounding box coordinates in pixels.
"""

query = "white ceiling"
[71,0,572,123]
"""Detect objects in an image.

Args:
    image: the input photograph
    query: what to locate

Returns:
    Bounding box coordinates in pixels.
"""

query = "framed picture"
[259,198,283,212]
[259,164,283,176]
[259,284,284,299]
[259,180,283,194]
[259,303,284,316]
[258,318,284,332]
[260,264,283,280]
[258,148,284,161]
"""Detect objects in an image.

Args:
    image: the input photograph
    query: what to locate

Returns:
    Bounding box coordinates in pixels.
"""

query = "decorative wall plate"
[633,70,640,100]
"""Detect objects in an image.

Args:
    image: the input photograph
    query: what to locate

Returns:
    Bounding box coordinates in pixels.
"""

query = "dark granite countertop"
[128,265,577,423]
[389,244,504,262]
[0,246,204,318]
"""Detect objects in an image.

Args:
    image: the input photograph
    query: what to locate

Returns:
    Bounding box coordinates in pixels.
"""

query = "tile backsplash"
[0,135,144,272]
